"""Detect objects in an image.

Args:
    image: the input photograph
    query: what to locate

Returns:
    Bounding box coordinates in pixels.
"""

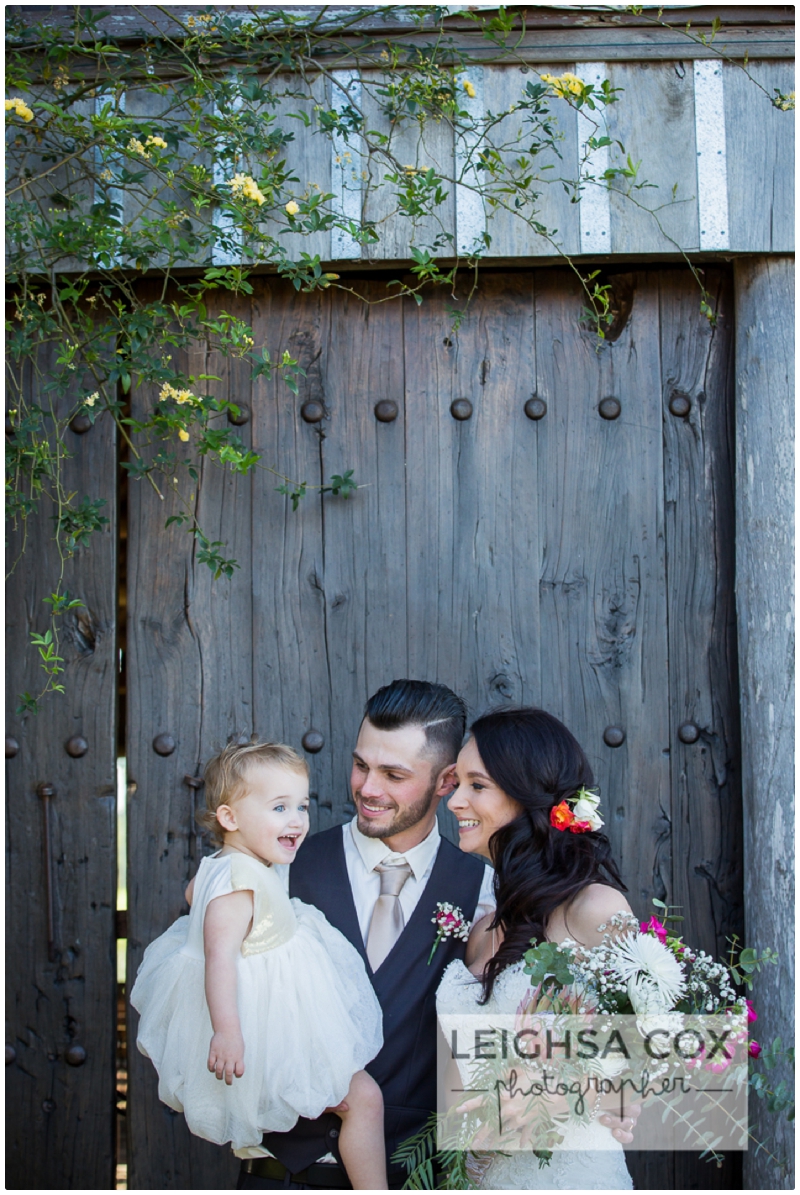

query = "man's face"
[350,719,454,844]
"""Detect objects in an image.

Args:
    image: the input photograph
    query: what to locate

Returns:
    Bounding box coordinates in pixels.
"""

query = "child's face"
[219,763,310,865]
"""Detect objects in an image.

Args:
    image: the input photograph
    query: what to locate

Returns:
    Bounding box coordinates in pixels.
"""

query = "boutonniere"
[427,902,469,965]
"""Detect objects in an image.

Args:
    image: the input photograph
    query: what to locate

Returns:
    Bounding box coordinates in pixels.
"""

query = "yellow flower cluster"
[462,79,477,99]
[178,429,190,442]
[84,392,100,407]
[540,72,585,98]
[5,97,34,122]
[775,90,795,111]
[146,134,168,149]
[159,382,199,405]
[228,172,266,205]
[128,137,149,158]
[285,200,300,216]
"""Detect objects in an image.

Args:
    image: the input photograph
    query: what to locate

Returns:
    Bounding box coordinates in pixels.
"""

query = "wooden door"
[125,267,741,1189]
[5,350,118,1189]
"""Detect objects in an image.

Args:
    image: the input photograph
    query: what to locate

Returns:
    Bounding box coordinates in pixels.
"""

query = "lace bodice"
[436,959,633,1190]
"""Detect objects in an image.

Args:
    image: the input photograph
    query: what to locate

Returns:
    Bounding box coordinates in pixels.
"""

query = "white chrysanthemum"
[611,932,686,1009]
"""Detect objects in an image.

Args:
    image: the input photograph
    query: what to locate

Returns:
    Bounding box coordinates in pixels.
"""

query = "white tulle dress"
[130,851,383,1150]
[437,960,633,1190]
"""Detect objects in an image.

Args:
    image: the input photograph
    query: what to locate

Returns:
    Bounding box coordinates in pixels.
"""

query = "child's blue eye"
[274,804,285,812]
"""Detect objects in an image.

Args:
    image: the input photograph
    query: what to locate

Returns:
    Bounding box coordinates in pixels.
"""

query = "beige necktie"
[366,860,413,971]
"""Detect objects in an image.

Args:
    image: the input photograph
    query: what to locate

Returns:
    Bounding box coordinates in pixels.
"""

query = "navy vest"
[261,824,485,1173]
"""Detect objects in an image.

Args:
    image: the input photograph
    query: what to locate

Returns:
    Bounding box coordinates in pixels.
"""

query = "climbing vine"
[5,4,791,709]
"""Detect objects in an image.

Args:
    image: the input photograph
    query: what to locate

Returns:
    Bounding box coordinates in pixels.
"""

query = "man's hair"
[197,738,308,844]
[363,679,467,772]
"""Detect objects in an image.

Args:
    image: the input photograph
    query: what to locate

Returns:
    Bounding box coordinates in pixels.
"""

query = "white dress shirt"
[343,816,496,942]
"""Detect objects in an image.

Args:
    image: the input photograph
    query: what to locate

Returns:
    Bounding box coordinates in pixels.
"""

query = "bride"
[437,707,636,1190]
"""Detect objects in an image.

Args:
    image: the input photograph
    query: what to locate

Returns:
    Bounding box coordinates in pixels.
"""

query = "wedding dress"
[436,959,633,1190]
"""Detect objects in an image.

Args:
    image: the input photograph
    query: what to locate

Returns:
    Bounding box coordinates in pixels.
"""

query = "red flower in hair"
[550,801,575,830]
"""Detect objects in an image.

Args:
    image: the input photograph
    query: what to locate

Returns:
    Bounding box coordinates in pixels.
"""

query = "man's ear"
[215,804,238,833]
[435,763,458,798]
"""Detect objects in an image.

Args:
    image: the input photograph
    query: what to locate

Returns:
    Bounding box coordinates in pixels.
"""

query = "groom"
[237,678,493,1189]
[237,678,637,1189]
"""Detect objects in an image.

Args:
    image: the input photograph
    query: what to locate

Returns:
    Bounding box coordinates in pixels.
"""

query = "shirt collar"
[348,815,441,882]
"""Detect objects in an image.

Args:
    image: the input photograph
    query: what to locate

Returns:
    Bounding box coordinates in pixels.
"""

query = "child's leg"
[336,1069,387,1190]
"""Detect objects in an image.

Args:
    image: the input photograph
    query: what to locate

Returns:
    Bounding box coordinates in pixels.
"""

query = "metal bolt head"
[301,400,325,424]
[65,1044,87,1067]
[6,1045,16,1066]
[6,736,19,758]
[603,725,626,748]
[599,397,621,421]
[37,782,56,799]
[152,734,176,756]
[69,413,92,435]
[524,397,547,421]
[374,400,398,423]
[678,721,701,744]
[184,774,205,790]
[302,730,325,754]
[227,403,250,426]
[65,735,88,758]
[41,1099,56,1114]
[450,398,473,421]
[669,393,692,418]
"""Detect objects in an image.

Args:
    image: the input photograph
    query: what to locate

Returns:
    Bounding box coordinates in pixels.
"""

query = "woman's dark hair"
[470,707,626,1003]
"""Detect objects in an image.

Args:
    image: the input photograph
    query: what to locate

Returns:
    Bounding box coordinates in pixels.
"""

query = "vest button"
[328,1128,340,1139]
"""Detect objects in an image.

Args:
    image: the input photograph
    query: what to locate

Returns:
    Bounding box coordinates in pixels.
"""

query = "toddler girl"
[131,740,386,1189]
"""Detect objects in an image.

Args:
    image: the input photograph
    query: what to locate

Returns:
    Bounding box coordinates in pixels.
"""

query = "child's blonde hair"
[197,738,309,845]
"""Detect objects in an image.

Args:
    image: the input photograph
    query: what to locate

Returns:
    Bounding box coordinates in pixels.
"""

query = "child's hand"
[208,1031,245,1084]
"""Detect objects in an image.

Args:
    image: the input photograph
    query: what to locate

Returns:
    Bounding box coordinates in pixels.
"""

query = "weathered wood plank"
[735,256,795,1191]
[362,76,457,261]
[403,273,542,847]
[272,75,332,264]
[659,268,742,1192]
[125,283,239,1190]
[8,6,794,59]
[5,348,117,1188]
[249,278,336,835]
[606,61,700,253]
[318,284,409,817]
[483,64,581,258]
[533,270,670,917]
[725,61,795,253]
[659,268,741,954]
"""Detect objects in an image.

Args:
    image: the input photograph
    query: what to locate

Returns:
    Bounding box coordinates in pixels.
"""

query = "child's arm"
[203,889,253,1085]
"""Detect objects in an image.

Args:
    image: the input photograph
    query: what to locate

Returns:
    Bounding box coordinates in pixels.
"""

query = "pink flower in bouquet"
[640,915,668,944]
[748,1040,762,1059]
[745,998,757,1024]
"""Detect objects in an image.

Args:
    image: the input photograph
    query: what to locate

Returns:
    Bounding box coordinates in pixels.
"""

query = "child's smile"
[217,762,310,865]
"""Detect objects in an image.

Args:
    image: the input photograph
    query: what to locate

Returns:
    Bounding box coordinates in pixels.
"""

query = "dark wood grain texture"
[403,274,542,842]
[250,279,335,834]
[735,257,794,1191]
[125,283,239,1190]
[534,269,671,916]
[319,284,409,816]
[5,351,117,1189]
[659,267,742,1191]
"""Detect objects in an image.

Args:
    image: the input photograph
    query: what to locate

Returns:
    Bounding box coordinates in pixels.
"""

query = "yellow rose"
[285,200,300,216]
[463,79,477,99]
[178,429,190,442]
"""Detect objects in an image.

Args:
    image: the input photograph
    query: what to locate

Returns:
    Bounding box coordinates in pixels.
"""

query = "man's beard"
[355,778,438,839]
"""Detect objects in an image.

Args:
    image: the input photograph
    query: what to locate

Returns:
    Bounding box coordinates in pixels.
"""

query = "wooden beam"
[734,256,795,1191]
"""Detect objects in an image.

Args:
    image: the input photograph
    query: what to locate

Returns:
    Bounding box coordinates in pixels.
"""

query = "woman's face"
[448,736,522,860]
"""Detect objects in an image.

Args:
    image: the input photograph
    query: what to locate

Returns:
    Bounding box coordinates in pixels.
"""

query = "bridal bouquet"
[518,905,792,1166]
